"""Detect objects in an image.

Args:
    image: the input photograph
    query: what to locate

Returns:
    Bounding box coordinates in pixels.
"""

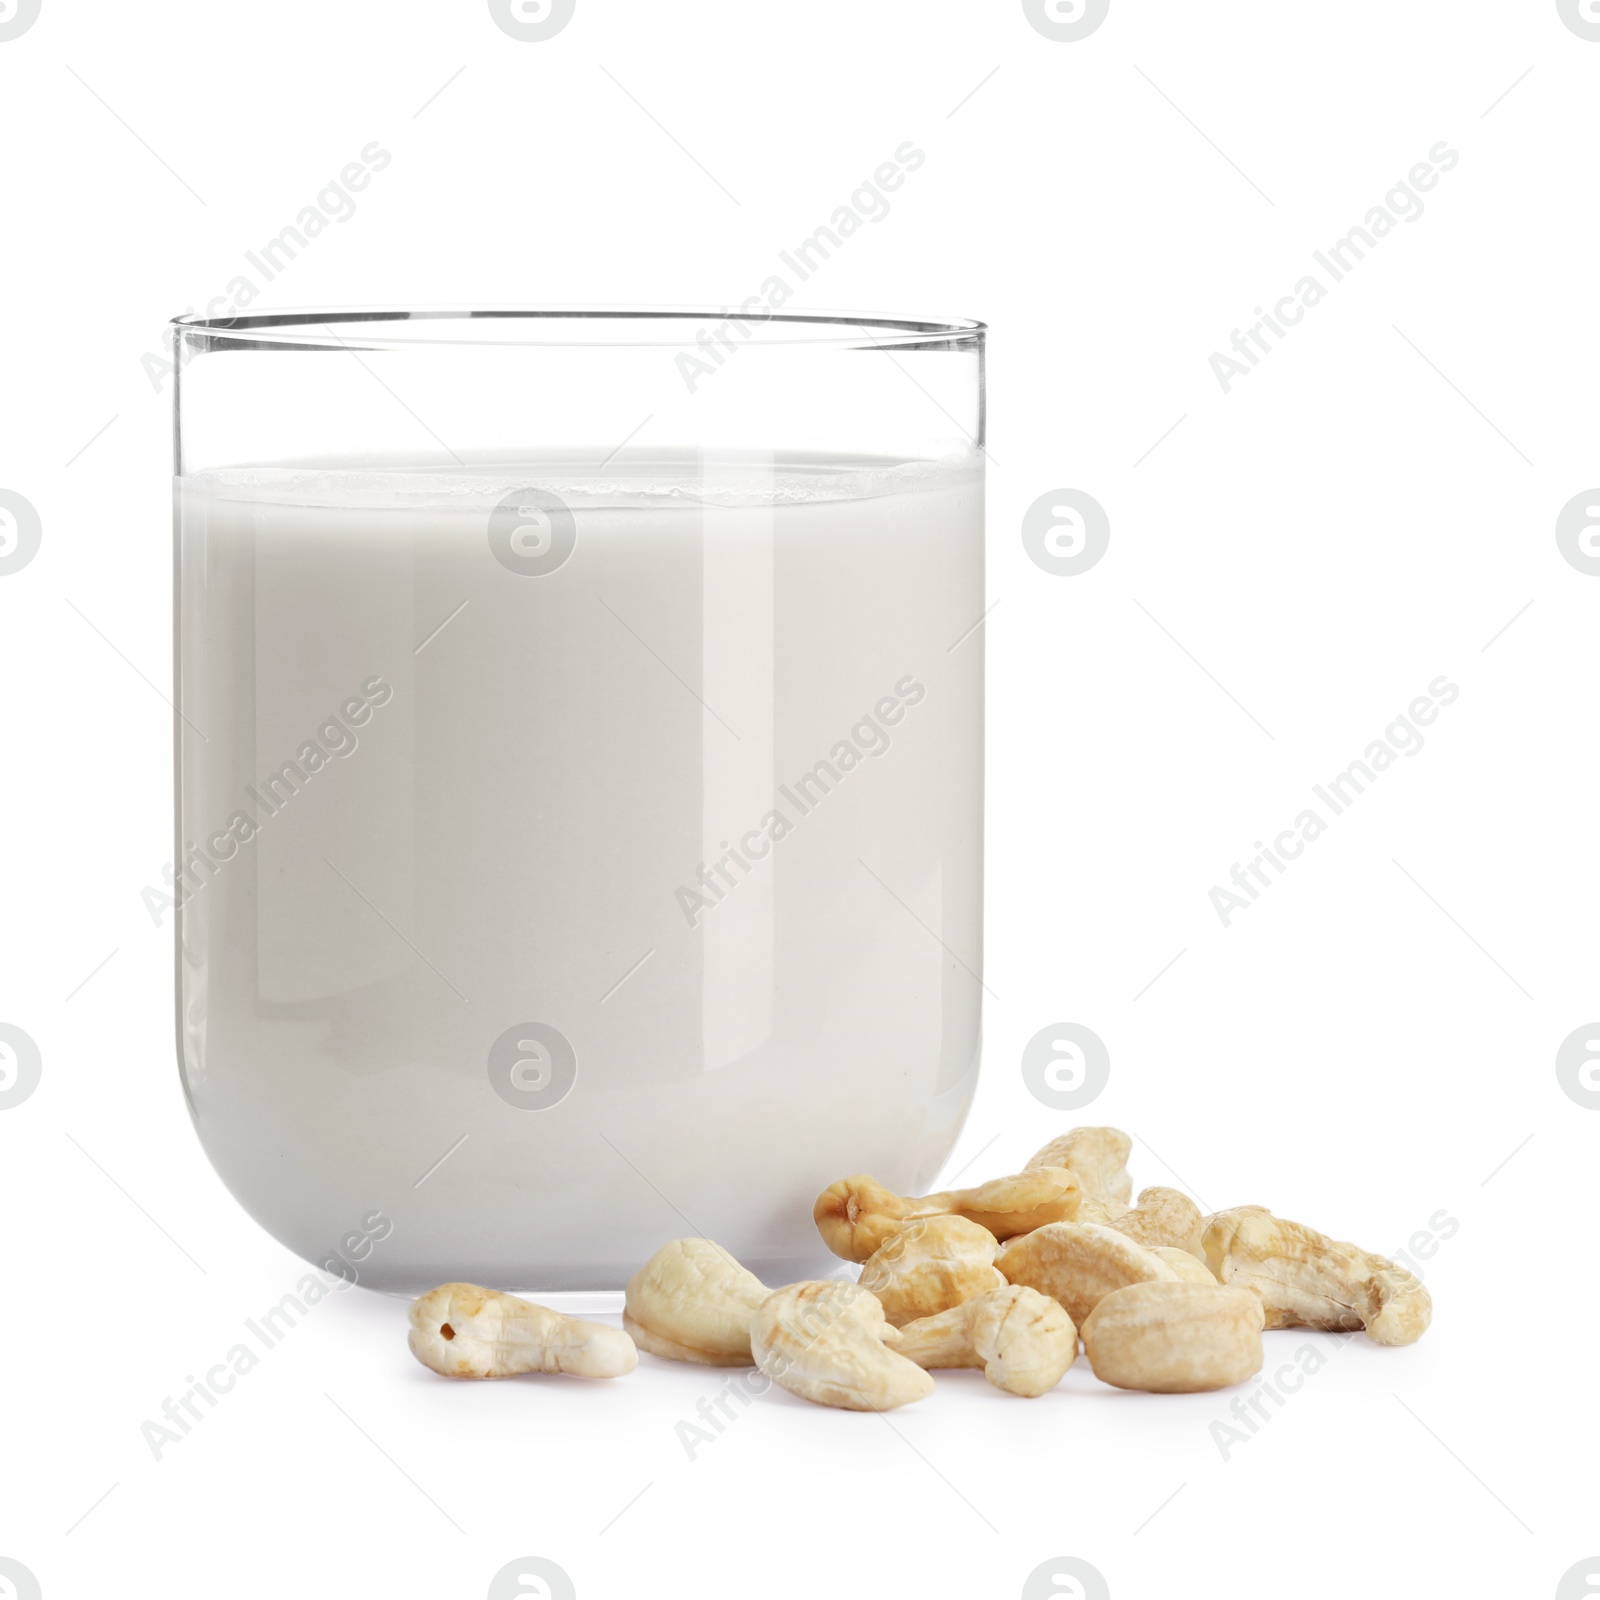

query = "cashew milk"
[176,452,983,1290]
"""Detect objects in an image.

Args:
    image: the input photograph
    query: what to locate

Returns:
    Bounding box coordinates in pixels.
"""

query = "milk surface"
[177,452,984,1289]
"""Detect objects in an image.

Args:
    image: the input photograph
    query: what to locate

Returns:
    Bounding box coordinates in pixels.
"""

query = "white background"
[2,2,1597,1597]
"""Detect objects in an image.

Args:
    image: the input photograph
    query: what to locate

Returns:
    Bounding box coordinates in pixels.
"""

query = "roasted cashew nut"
[814,1167,1081,1263]
[750,1281,935,1411]
[409,1283,638,1379]
[896,1285,1077,1397]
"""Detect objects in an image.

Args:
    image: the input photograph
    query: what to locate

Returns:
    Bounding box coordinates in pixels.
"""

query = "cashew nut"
[1076,1195,1131,1226]
[1150,1246,1218,1285]
[1202,1205,1432,1346]
[1108,1186,1205,1259]
[895,1285,1077,1397]
[409,1283,638,1380]
[857,1215,1006,1326]
[750,1281,935,1411]
[622,1239,769,1366]
[997,1221,1179,1325]
[1081,1280,1265,1393]
[814,1167,1081,1263]
[1025,1126,1133,1207]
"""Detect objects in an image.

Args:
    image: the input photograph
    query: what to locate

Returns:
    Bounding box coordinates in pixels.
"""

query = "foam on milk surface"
[177,451,984,1289]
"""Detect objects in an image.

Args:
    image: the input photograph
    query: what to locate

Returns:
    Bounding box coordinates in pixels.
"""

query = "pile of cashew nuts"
[406,1126,1432,1410]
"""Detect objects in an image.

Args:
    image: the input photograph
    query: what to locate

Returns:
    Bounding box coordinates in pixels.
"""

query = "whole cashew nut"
[1202,1205,1432,1346]
[1108,1187,1206,1259]
[1081,1280,1265,1393]
[896,1285,1077,1397]
[814,1167,1081,1263]
[623,1239,769,1366]
[750,1281,935,1411]
[1025,1126,1133,1207]
[409,1283,638,1380]
[997,1221,1179,1325]
[858,1216,1006,1326]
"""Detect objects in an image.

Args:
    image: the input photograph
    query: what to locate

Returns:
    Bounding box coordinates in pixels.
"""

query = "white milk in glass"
[176,452,983,1290]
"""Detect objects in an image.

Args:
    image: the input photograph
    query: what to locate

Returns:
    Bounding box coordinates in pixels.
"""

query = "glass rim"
[168,306,986,351]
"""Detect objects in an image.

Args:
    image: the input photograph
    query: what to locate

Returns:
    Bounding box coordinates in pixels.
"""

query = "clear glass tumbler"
[172,308,985,1290]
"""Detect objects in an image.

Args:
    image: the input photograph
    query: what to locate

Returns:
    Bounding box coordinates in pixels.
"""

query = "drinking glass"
[172,308,986,1290]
